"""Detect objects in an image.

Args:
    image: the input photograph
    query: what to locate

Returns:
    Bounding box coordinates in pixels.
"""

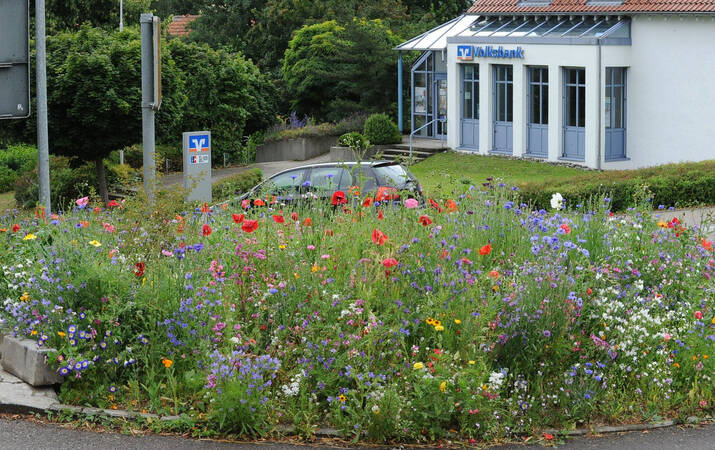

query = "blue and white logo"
[457,45,473,61]
[188,134,210,153]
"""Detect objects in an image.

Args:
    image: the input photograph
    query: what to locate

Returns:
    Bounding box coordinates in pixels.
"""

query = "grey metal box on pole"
[0,0,31,119]
[140,13,161,207]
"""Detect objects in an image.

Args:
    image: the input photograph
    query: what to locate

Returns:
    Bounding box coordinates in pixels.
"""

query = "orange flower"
[479,244,492,255]
[253,198,265,207]
[446,199,458,212]
[201,202,210,213]
[488,270,500,279]
[161,358,173,368]
[302,217,312,227]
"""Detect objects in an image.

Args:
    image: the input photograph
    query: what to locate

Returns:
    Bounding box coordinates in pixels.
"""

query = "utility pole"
[36,0,50,213]
[140,14,160,206]
[119,0,123,31]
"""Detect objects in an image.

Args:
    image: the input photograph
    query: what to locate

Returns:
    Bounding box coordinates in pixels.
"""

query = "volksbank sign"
[457,45,524,61]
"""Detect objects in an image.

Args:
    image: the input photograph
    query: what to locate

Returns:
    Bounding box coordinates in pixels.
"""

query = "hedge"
[517,160,715,212]
[212,169,263,202]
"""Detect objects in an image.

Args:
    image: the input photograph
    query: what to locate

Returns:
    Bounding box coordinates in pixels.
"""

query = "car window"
[268,169,307,190]
[307,167,349,191]
[353,167,377,192]
[372,165,410,189]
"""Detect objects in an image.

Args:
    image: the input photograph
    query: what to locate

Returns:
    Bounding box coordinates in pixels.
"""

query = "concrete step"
[378,148,435,158]
[392,143,448,154]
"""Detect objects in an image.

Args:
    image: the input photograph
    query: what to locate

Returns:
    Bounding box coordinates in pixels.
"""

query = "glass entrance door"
[527,67,548,157]
[605,67,626,160]
[434,78,448,138]
[563,68,585,159]
[493,65,513,154]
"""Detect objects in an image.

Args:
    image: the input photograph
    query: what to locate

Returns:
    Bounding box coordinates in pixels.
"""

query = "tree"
[282,19,401,122]
[46,26,185,204]
[46,0,151,32]
[167,39,277,164]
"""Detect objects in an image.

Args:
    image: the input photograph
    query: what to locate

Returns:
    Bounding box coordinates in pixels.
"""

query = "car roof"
[269,160,402,179]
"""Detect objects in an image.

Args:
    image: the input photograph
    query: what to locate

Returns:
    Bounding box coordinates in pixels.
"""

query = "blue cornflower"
[109,385,117,393]
[59,366,71,376]
[67,324,77,334]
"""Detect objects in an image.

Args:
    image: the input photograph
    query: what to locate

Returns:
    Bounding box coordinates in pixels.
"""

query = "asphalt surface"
[0,416,713,450]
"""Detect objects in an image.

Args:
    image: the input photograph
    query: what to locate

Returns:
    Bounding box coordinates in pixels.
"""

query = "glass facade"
[605,67,627,160]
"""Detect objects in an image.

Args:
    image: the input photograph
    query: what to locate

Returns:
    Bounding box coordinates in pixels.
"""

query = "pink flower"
[404,198,419,209]
[76,196,89,207]
[307,245,315,250]
[694,310,703,320]
[161,250,173,257]
[102,222,115,233]
[664,333,671,341]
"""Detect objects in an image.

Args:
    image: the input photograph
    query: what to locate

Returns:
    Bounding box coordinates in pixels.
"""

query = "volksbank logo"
[457,45,525,60]
[475,46,524,59]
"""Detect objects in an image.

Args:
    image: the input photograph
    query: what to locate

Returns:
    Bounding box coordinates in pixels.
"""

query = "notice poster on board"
[414,87,427,113]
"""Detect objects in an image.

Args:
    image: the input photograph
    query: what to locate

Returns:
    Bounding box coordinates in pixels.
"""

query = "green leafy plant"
[363,113,402,145]
[212,168,263,202]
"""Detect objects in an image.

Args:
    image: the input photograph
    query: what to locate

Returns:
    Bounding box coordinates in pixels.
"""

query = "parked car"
[227,161,423,208]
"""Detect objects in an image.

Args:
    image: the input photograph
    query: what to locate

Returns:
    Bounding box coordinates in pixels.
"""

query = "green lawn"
[411,152,587,195]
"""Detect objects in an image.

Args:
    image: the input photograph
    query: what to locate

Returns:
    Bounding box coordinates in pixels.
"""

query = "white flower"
[550,192,564,210]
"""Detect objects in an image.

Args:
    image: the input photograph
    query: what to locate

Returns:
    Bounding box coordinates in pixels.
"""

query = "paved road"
[0,416,713,450]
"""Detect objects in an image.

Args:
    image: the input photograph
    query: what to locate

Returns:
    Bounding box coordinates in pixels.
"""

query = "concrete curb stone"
[0,335,63,386]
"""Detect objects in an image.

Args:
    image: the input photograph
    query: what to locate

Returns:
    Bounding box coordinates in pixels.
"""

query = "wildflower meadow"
[0,181,712,442]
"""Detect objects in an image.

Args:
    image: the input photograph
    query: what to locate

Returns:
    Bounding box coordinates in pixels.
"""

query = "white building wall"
[603,15,715,169]
[446,15,715,169]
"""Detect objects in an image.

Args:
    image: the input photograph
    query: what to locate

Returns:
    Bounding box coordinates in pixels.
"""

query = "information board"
[183,131,212,202]
[0,0,30,119]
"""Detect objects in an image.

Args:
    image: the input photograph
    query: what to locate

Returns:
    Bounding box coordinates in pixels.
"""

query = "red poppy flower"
[694,310,703,320]
[107,200,119,208]
[479,243,492,255]
[202,224,212,236]
[441,249,449,259]
[232,214,244,224]
[446,199,458,212]
[272,215,285,224]
[331,190,347,206]
[560,223,571,234]
[253,199,265,207]
[302,218,312,227]
[461,257,472,265]
[419,215,432,226]
[291,212,299,221]
[11,224,20,233]
[371,228,387,246]
[201,202,210,213]
[362,197,373,207]
[382,257,398,268]
[133,262,146,278]
[488,270,500,279]
[377,210,384,220]
[703,239,713,251]
[242,220,258,233]
[429,198,443,213]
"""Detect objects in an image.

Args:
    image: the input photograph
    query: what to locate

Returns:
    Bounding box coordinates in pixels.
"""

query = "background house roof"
[468,0,715,13]
[168,14,199,37]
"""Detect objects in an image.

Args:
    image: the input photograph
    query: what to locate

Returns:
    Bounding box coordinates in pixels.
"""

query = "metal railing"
[409,117,446,158]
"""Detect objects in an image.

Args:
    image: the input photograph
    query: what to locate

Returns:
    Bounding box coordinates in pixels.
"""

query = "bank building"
[396,0,715,169]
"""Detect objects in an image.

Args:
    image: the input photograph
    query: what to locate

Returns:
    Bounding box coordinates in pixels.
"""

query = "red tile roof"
[468,0,715,13]
[168,14,199,37]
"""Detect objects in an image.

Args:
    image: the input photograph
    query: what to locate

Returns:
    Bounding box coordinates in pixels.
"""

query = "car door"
[262,168,309,203]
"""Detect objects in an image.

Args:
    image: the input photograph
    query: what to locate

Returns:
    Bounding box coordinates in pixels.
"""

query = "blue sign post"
[183,131,212,202]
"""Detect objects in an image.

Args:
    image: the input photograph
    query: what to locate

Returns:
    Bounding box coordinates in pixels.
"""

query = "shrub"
[517,160,715,211]
[212,168,263,202]
[14,157,121,210]
[337,132,370,151]
[0,144,37,172]
[0,166,16,193]
[363,113,402,145]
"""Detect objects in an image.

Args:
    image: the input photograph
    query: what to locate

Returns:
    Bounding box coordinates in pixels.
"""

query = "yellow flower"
[468,360,475,365]
[434,325,445,331]
[311,264,318,273]
[657,221,668,228]
[30,330,38,336]
[23,233,37,241]
[433,320,442,327]
[294,272,299,279]
[413,362,424,370]
[278,244,286,250]
[57,331,66,338]
[454,319,461,325]
[673,362,680,368]
[712,316,715,325]
[338,394,346,403]
[20,292,30,302]
[88,240,101,247]
[426,318,435,325]
[439,381,447,392]
[161,358,173,368]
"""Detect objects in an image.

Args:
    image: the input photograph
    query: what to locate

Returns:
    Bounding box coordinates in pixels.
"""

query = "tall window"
[605,67,626,160]
[529,67,548,125]
[494,65,513,122]
[565,68,585,128]
[462,65,479,120]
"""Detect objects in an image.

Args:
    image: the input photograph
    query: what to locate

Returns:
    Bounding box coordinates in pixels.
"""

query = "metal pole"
[141,14,155,206]
[119,0,123,31]
[35,0,50,213]
[397,51,403,134]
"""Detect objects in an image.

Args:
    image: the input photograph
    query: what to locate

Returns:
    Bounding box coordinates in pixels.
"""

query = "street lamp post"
[119,0,123,31]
